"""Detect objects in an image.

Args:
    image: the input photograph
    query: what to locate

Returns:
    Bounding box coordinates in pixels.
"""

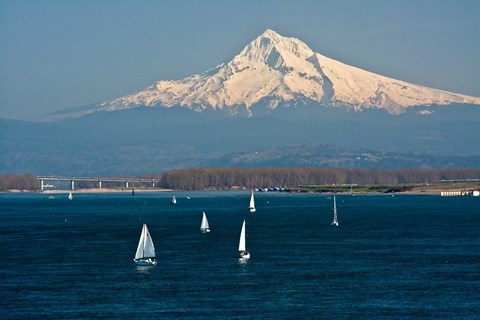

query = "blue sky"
[1,0,479,120]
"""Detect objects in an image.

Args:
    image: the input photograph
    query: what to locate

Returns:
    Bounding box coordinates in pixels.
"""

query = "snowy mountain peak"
[237,29,315,66]
[66,29,480,118]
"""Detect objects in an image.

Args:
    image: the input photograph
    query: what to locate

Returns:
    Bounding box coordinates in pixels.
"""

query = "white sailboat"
[238,219,250,260]
[331,195,339,226]
[249,190,256,213]
[68,192,73,200]
[171,196,176,205]
[133,224,157,266]
[200,211,210,233]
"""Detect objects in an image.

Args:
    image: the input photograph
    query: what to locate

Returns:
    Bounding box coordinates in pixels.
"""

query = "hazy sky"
[1,0,479,120]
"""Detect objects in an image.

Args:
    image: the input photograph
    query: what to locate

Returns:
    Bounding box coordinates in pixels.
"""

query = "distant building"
[441,190,479,196]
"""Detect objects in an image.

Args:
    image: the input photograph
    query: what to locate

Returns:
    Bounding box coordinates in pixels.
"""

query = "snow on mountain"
[83,29,480,117]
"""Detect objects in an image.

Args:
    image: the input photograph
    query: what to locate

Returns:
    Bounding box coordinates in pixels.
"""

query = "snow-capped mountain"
[66,29,480,118]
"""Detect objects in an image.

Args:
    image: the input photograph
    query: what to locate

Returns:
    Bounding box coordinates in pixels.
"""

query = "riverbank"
[2,182,479,195]
[3,188,172,194]
[44,188,172,193]
[292,182,480,195]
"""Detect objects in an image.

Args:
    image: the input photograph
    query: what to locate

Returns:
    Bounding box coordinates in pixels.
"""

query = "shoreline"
[2,185,479,196]
[43,188,173,194]
[4,188,172,194]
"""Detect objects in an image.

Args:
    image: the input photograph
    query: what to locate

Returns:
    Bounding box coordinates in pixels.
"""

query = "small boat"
[171,196,176,205]
[48,195,55,199]
[331,195,339,226]
[238,219,250,260]
[200,211,210,233]
[249,190,256,213]
[134,224,157,266]
[68,192,73,200]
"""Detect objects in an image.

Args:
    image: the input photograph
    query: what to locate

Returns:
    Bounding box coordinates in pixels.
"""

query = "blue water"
[1,192,479,319]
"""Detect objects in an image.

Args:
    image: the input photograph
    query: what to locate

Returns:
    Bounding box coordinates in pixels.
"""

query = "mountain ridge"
[52,29,480,119]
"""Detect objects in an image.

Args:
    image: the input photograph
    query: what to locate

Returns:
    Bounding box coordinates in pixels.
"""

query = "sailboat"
[331,195,339,226]
[68,192,73,200]
[171,196,176,205]
[200,211,210,233]
[249,190,256,213]
[238,219,250,260]
[133,224,157,266]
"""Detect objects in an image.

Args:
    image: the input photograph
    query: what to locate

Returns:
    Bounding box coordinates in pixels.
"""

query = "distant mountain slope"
[55,29,480,119]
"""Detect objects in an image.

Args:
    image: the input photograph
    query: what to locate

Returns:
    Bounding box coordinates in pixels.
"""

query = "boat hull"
[239,252,250,260]
[249,208,256,213]
[134,258,157,266]
[200,228,210,233]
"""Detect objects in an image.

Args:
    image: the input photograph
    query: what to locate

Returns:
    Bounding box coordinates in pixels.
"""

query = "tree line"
[158,167,480,190]
[2,168,480,191]
[0,174,37,191]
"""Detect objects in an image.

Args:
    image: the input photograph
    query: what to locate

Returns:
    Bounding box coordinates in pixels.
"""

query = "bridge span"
[36,176,160,190]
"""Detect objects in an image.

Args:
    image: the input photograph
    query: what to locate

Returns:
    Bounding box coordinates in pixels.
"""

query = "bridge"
[36,176,160,191]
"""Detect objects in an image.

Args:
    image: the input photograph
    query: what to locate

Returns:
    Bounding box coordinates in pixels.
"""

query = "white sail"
[331,196,339,226]
[68,192,73,200]
[249,190,256,212]
[238,220,247,252]
[143,225,156,258]
[135,224,156,260]
[134,225,146,260]
[171,196,176,204]
[200,211,210,231]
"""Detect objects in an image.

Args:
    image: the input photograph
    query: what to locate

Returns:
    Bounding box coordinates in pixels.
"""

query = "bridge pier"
[125,181,129,188]
[40,179,44,191]
[152,182,155,187]
[98,181,102,188]
[71,180,75,190]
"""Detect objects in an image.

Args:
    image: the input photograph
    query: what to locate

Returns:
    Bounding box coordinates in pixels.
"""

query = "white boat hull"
[249,208,256,213]
[134,258,157,266]
[331,221,339,226]
[201,228,210,233]
[239,252,250,260]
